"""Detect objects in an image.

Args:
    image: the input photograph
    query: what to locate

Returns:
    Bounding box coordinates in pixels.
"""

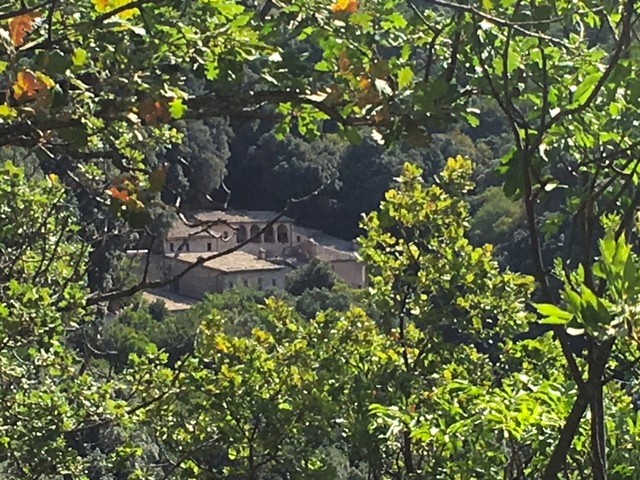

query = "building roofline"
[166,251,285,273]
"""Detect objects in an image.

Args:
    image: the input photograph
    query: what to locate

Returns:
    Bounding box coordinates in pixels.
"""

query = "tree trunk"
[541,392,589,479]
[402,428,414,474]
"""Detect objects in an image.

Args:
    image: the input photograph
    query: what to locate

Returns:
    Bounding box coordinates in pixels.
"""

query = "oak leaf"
[9,12,40,47]
[331,0,358,14]
[13,70,54,101]
[108,187,130,202]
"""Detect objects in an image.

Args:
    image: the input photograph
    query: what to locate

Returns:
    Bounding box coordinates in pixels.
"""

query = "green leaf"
[344,126,363,145]
[397,66,414,89]
[169,99,187,119]
[401,44,412,61]
[42,50,73,75]
[482,0,494,9]
[314,60,331,72]
[349,12,373,28]
[206,60,220,80]
[0,104,17,118]
[573,72,601,105]
[609,102,621,117]
[534,303,572,321]
[462,110,480,127]
[507,50,520,73]
[72,48,88,67]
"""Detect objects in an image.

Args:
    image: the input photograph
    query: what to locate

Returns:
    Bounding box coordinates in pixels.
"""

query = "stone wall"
[330,260,367,289]
[147,254,290,299]
[176,266,221,298]
[217,268,290,292]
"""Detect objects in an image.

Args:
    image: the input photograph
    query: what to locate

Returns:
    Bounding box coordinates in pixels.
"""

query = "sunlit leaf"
[13,70,54,101]
[331,0,358,14]
[9,12,40,47]
[169,98,187,119]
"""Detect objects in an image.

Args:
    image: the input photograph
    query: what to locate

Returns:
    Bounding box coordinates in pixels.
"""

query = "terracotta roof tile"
[167,251,284,273]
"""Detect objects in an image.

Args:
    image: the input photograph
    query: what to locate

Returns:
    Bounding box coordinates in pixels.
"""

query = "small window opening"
[250,225,262,243]
[237,225,247,243]
[277,224,289,243]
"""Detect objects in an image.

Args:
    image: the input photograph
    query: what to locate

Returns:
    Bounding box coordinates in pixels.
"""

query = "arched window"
[277,224,289,243]
[236,225,247,243]
[250,225,262,243]
[264,225,275,243]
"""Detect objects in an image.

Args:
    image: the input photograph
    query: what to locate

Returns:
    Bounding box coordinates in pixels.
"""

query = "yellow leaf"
[482,0,494,10]
[92,0,139,18]
[331,0,358,14]
[13,70,54,101]
[72,48,88,66]
[0,104,17,119]
[92,0,111,11]
[215,337,230,353]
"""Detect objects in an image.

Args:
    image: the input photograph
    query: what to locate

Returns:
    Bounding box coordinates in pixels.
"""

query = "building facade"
[152,210,366,299]
[154,251,290,298]
[163,210,299,259]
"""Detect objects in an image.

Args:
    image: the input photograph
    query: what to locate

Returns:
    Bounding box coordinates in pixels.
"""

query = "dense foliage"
[2,0,640,478]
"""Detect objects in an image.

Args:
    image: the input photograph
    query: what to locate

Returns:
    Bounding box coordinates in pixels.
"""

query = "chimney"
[258,248,267,260]
[302,239,319,259]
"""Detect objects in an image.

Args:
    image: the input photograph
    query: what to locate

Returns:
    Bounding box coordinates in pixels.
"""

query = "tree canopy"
[2,0,640,478]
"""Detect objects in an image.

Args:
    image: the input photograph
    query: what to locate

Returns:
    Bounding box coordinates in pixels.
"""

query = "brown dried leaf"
[13,70,53,101]
[9,12,40,47]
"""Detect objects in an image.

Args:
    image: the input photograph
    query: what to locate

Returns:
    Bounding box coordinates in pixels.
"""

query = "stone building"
[292,227,367,289]
[164,210,297,258]
[156,251,289,298]
[151,210,366,299]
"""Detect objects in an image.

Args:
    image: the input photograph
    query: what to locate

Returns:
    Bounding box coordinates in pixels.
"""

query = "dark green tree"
[285,259,340,296]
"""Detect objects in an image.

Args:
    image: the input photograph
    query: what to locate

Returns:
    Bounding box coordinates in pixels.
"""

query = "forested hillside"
[1,0,640,478]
